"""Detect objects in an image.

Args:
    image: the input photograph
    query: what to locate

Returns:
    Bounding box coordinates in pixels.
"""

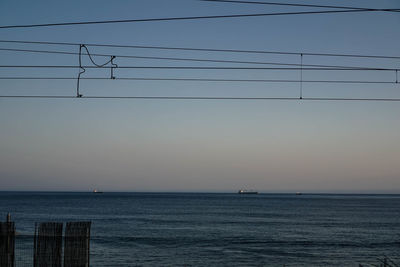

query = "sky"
[0,0,399,192]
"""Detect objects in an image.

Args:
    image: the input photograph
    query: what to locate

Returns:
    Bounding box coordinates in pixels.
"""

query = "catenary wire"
[0,95,399,101]
[0,77,397,84]
[0,47,392,70]
[0,65,397,71]
[199,0,400,12]
[0,9,398,29]
[1,40,399,59]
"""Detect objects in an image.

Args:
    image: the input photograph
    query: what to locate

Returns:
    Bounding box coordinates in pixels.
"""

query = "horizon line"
[1,190,400,195]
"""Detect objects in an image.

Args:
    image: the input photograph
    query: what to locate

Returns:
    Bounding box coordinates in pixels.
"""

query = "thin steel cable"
[0,77,396,84]
[0,47,393,70]
[1,40,399,59]
[0,9,397,29]
[76,45,85,97]
[76,44,117,96]
[300,53,303,99]
[0,95,399,101]
[199,0,400,12]
[80,45,113,67]
[0,65,397,71]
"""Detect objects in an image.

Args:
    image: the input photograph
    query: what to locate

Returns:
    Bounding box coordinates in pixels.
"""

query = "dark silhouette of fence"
[31,221,92,267]
[64,222,91,267]
[0,220,15,267]
[33,222,63,267]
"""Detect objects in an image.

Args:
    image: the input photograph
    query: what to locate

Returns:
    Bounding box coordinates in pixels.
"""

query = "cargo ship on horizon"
[238,189,258,194]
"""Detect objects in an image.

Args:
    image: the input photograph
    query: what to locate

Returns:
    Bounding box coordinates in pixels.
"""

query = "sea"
[1,192,400,266]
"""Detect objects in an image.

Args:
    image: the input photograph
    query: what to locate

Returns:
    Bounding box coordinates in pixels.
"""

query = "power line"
[0,77,397,84]
[0,9,397,29]
[0,47,391,70]
[0,95,399,101]
[1,40,399,59]
[199,0,400,12]
[0,65,397,71]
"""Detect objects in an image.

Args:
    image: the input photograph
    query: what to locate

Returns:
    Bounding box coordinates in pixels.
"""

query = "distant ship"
[238,190,258,194]
[93,189,103,194]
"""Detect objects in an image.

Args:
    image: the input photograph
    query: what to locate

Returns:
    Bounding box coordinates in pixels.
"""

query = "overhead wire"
[0,77,397,84]
[0,65,397,71]
[0,95,399,101]
[0,47,394,70]
[76,45,86,97]
[0,5,397,101]
[0,8,398,29]
[199,0,400,12]
[1,40,399,59]
[75,44,118,96]
[80,45,114,67]
[0,42,398,101]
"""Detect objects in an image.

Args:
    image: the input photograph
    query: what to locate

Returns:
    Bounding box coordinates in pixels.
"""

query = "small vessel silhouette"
[238,190,258,194]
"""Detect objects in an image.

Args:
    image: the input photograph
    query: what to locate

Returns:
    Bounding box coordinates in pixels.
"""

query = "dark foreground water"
[1,192,400,266]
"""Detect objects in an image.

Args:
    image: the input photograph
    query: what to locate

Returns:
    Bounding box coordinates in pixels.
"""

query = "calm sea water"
[1,192,400,266]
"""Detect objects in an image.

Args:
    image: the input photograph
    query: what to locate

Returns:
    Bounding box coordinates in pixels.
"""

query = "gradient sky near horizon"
[0,0,399,192]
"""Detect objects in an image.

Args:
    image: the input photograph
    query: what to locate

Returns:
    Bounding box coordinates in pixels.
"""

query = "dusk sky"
[0,0,399,192]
